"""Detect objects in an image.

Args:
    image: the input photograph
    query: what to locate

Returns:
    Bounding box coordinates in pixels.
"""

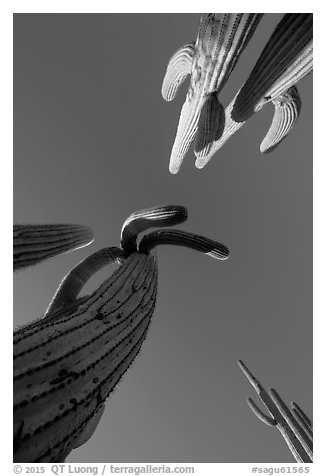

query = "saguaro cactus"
[196,13,313,169]
[13,224,94,271]
[13,205,229,463]
[238,359,313,463]
[162,13,263,174]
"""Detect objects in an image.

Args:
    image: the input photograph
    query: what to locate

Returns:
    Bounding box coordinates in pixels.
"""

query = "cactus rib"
[161,43,195,101]
[194,92,225,158]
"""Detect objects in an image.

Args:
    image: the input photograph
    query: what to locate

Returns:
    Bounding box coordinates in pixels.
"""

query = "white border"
[5,3,322,473]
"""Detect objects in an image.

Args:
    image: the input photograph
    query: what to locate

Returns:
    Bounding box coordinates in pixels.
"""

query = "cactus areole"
[13,205,229,462]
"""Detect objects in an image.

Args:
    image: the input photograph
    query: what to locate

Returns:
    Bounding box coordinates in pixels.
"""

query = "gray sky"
[13,14,312,463]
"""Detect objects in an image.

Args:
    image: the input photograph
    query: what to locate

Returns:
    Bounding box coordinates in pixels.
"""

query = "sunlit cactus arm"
[238,359,312,463]
[14,205,229,463]
[194,92,225,158]
[162,13,263,174]
[13,224,94,271]
[260,86,302,153]
[161,43,195,101]
[195,14,313,169]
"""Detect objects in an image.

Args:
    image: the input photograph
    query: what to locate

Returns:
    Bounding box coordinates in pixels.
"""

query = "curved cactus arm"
[44,247,125,319]
[138,229,229,260]
[161,43,195,101]
[291,402,313,437]
[260,86,301,153]
[13,224,94,271]
[238,359,313,463]
[194,92,225,157]
[167,13,263,174]
[169,99,199,175]
[247,397,276,426]
[120,205,188,254]
[270,388,313,459]
[195,14,312,169]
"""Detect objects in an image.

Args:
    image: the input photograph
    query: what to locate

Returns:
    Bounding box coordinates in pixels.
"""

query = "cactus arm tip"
[260,86,302,154]
[139,229,229,261]
[161,43,195,102]
[237,359,261,392]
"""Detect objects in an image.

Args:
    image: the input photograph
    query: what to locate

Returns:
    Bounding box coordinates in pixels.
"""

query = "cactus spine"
[196,14,313,169]
[14,206,229,462]
[238,359,313,463]
[13,224,94,271]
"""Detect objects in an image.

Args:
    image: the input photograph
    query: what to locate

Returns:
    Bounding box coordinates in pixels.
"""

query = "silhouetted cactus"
[196,13,312,169]
[162,13,263,174]
[13,224,94,271]
[238,359,313,463]
[13,205,229,463]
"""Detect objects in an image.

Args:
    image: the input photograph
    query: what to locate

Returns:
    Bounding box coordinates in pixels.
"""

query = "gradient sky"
[13,14,312,463]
